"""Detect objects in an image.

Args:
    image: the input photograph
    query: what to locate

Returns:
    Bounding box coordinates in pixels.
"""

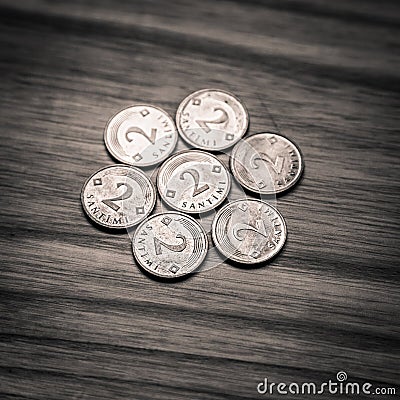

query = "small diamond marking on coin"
[157,150,231,214]
[212,199,287,264]
[104,104,178,167]
[230,132,304,194]
[132,212,208,278]
[81,165,156,229]
[176,89,249,151]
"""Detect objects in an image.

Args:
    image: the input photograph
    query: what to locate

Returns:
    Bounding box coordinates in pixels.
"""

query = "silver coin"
[132,212,208,278]
[104,105,178,167]
[230,132,304,194]
[176,89,249,151]
[157,150,231,214]
[212,199,287,264]
[81,165,156,229]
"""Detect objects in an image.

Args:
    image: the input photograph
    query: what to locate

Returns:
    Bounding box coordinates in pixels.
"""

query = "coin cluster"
[81,89,304,278]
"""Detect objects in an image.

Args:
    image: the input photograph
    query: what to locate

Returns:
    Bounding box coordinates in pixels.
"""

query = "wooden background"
[0,1,399,399]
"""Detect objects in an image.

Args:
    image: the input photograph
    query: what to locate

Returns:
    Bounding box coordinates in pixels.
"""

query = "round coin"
[132,212,208,278]
[230,132,304,194]
[104,105,178,167]
[81,165,156,229]
[176,89,249,151]
[212,199,287,264]
[157,150,231,214]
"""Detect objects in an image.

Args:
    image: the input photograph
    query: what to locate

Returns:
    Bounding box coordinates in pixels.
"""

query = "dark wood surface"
[0,1,399,399]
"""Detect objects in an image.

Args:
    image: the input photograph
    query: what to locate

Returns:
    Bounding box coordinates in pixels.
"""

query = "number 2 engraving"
[125,127,157,145]
[232,220,268,241]
[102,183,133,211]
[180,169,209,197]
[154,234,187,255]
[195,107,229,133]
[250,152,285,174]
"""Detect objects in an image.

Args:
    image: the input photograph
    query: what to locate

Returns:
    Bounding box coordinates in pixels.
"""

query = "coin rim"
[80,164,157,229]
[230,132,304,195]
[132,211,208,278]
[211,198,287,264]
[104,104,178,167]
[175,88,249,151]
[156,149,232,214]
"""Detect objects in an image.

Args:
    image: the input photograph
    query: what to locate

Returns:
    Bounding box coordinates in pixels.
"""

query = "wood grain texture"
[0,1,399,399]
